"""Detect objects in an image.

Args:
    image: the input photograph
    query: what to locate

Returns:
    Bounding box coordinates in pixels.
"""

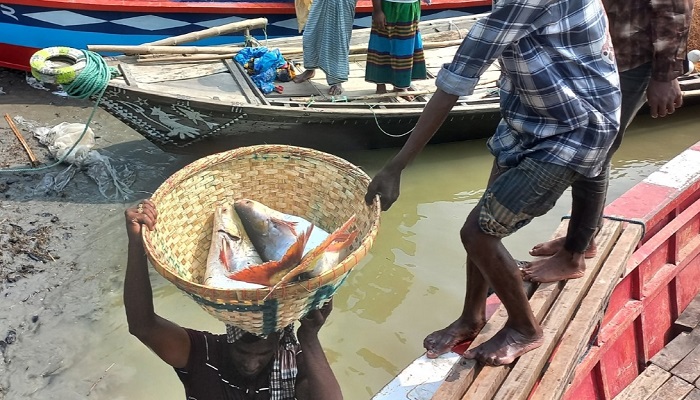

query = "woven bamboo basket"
[143,145,381,336]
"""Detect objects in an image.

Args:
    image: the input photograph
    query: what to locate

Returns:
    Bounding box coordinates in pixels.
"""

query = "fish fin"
[229,224,313,287]
[266,216,357,298]
[270,216,299,235]
[219,238,232,274]
[228,261,276,286]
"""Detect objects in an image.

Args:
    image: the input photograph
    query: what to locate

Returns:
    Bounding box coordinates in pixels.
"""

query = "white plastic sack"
[33,122,95,166]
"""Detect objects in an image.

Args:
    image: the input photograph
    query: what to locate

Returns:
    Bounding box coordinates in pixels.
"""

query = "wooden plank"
[515,224,642,400]
[493,222,632,400]
[676,294,700,332]
[671,343,700,384]
[117,63,138,88]
[648,376,694,400]
[650,330,700,371]
[432,220,620,400]
[223,59,262,105]
[612,364,672,400]
[123,61,228,84]
[684,388,700,400]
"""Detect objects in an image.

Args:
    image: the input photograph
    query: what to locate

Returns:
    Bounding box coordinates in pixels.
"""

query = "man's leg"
[463,158,578,365]
[527,63,653,263]
[522,165,608,283]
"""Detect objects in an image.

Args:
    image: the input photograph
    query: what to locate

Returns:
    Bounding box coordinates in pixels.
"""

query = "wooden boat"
[92,14,506,154]
[32,12,700,155]
[0,0,490,71]
[372,140,700,399]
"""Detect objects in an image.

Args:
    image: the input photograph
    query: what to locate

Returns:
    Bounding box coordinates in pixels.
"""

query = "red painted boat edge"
[563,141,700,399]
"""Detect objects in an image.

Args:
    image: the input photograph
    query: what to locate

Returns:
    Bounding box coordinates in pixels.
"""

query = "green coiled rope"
[0,50,120,173]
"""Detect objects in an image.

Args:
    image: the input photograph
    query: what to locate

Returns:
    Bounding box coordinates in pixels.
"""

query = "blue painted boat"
[0,0,491,71]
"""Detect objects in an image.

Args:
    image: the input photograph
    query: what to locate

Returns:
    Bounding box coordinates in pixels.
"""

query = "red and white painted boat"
[373,140,700,399]
[0,0,490,71]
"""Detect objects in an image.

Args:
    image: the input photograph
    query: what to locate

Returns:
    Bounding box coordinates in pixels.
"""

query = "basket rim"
[142,144,381,302]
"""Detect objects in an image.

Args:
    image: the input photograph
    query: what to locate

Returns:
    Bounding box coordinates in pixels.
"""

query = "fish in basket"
[204,199,358,299]
[142,145,381,336]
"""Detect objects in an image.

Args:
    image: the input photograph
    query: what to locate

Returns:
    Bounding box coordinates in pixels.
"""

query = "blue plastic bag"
[234,47,287,94]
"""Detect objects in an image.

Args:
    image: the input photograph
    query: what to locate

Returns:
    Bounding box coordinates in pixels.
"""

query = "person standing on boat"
[123,200,343,399]
[364,0,429,100]
[293,0,358,96]
[365,0,621,365]
[522,0,695,283]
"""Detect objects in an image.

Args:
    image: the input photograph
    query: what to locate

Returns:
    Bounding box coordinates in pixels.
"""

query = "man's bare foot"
[520,250,586,283]
[329,84,343,96]
[529,237,597,259]
[463,325,543,366]
[293,69,315,83]
[376,84,387,94]
[394,87,415,102]
[423,318,486,359]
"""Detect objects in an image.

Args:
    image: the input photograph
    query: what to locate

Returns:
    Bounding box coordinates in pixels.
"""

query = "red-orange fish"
[265,215,357,297]
[228,199,313,286]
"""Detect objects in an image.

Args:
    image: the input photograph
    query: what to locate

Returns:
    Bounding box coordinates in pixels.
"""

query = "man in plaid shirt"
[524,0,695,283]
[365,0,621,365]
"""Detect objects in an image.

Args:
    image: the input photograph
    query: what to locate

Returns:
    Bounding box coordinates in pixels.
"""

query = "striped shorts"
[477,158,581,238]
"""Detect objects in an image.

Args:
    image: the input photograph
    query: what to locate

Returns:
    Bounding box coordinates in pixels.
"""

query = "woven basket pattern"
[143,145,380,335]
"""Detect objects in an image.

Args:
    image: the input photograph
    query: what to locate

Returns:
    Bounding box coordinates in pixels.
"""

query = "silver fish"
[203,204,265,290]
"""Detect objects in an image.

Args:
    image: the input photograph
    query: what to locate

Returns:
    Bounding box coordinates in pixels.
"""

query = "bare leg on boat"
[376,84,388,94]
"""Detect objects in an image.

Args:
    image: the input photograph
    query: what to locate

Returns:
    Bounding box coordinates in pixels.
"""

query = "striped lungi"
[365,0,427,89]
[302,0,357,85]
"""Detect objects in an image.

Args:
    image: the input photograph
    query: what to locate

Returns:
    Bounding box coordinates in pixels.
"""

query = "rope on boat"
[0,50,117,173]
[561,214,647,239]
[366,104,416,138]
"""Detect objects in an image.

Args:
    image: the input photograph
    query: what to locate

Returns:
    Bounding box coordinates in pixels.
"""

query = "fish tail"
[229,224,313,286]
[268,215,357,296]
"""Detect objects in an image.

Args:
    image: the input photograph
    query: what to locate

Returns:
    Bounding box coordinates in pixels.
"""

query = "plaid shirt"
[603,0,694,81]
[436,0,621,178]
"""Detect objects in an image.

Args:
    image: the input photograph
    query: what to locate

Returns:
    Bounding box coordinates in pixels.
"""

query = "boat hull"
[98,86,501,154]
[0,0,490,71]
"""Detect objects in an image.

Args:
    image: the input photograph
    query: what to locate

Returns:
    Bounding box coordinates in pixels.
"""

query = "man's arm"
[124,200,191,369]
[294,301,343,400]
[646,0,694,117]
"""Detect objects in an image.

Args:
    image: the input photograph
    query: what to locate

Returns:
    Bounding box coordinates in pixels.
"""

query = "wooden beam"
[511,224,642,400]
[612,364,671,400]
[647,376,694,399]
[650,330,700,371]
[670,343,700,384]
[675,294,700,332]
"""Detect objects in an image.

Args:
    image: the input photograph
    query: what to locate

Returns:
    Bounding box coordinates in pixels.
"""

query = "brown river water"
[1,73,698,399]
[79,107,699,400]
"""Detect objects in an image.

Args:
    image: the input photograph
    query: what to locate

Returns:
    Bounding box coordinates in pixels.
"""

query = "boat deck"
[615,294,700,400]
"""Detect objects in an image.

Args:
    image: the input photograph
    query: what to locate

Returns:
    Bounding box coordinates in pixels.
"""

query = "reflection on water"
[83,107,699,400]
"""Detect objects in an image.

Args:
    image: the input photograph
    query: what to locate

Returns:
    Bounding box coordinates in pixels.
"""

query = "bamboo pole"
[89,38,464,57]
[88,45,244,55]
[288,90,435,103]
[141,18,268,46]
[4,114,39,167]
[136,54,238,63]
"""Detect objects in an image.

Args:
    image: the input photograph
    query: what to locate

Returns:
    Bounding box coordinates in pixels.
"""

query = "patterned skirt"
[365,0,427,88]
